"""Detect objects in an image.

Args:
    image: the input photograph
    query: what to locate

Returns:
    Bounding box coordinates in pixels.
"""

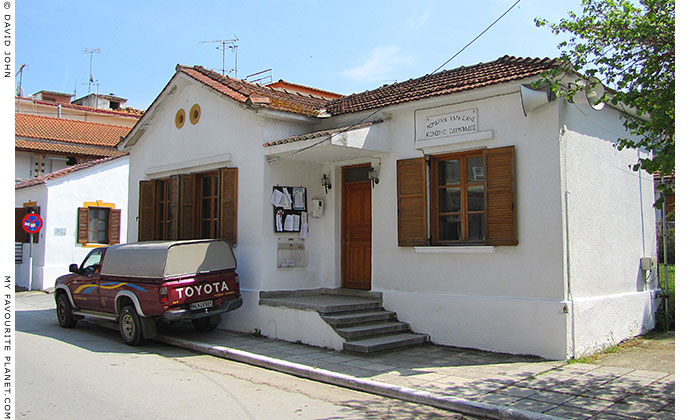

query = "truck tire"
[119,305,144,345]
[192,316,219,332]
[56,294,78,328]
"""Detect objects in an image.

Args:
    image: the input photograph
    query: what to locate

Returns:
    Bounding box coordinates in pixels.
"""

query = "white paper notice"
[281,187,292,209]
[275,210,283,231]
[299,212,308,239]
[270,189,283,207]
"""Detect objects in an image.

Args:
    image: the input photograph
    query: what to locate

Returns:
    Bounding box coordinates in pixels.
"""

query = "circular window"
[190,104,201,125]
[175,109,185,128]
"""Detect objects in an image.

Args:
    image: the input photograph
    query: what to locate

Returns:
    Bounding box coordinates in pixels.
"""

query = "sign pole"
[28,234,33,292]
[21,212,42,292]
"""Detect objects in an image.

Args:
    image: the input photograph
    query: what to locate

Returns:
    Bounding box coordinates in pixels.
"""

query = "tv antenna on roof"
[83,48,101,93]
[200,38,238,78]
[15,64,28,97]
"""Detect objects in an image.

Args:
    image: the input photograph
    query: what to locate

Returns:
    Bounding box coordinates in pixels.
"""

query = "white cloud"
[407,0,433,30]
[341,46,415,83]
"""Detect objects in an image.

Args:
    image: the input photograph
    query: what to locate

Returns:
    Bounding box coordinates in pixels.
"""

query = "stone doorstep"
[335,321,410,340]
[321,310,397,327]
[259,288,430,354]
[343,333,429,353]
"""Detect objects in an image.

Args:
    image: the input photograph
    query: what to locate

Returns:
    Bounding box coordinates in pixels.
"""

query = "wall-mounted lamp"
[321,174,332,194]
[368,166,380,188]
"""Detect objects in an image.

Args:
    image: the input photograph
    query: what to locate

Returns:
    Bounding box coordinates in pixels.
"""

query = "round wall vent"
[190,104,201,125]
[175,108,185,128]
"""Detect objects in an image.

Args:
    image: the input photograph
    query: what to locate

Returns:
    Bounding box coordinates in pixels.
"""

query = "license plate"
[190,300,213,311]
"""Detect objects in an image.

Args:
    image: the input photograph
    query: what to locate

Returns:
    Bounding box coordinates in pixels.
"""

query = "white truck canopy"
[100,239,237,279]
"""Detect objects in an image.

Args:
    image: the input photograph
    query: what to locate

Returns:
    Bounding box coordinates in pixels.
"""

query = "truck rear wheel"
[56,294,78,328]
[119,305,144,345]
[192,316,219,332]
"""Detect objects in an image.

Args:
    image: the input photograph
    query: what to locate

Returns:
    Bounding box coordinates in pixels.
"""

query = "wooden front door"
[341,165,372,290]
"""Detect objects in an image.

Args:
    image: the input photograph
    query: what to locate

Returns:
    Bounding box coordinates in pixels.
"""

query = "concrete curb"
[156,335,566,420]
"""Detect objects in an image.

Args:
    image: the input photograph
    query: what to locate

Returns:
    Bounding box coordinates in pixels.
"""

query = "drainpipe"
[560,126,576,358]
[57,104,61,118]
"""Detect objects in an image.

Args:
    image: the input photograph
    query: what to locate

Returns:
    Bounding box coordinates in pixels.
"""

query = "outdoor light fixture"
[368,166,380,187]
[321,174,332,194]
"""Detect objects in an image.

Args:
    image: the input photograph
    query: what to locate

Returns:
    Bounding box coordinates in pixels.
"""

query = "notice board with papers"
[270,186,308,237]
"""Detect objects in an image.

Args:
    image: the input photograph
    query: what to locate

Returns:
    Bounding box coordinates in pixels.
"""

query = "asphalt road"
[16,292,473,420]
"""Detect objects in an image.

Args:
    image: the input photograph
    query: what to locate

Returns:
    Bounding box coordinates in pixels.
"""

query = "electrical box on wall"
[311,199,324,218]
[277,237,306,268]
[640,257,657,271]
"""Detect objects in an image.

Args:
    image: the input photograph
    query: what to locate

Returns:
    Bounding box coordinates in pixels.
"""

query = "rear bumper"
[163,298,243,322]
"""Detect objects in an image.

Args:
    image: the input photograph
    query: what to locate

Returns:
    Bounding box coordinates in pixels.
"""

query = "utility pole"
[200,38,238,78]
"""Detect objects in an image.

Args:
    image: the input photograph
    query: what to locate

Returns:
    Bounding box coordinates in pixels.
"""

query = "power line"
[288,0,523,156]
[431,0,522,74]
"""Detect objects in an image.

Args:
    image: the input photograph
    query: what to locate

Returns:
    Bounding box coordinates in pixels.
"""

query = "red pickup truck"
[54,239,242,345]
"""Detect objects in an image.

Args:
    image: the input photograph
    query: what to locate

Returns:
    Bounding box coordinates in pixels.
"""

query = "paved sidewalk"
[155,326,675,420]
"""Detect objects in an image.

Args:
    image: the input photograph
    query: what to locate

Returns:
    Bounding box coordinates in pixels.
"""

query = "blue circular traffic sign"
[22,213,43,234]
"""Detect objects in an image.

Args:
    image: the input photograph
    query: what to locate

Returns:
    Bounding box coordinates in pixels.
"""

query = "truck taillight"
[159,286,168,303]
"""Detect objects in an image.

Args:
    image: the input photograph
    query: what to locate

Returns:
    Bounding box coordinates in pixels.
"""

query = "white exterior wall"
[124,77,317,341]
[15,156,129,290]
[558,102,658,357]
[368,84,569,359]
[124,76,657,359]
[15,151,32,181]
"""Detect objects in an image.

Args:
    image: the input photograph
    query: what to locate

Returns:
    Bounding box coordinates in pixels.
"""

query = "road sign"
[22,213,43,234]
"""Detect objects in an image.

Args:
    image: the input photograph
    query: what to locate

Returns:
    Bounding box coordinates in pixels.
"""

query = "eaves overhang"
[263,120,389,164]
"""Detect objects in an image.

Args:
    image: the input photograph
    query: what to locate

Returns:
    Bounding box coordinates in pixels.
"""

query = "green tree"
[536,0,675,188]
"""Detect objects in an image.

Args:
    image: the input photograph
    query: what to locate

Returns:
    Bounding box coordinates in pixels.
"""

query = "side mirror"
[69,264,79,274]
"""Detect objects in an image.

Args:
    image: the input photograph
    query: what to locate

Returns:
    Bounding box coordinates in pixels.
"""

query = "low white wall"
[571,290,657,356]
[382,289,568,359]
[220,290,345,350]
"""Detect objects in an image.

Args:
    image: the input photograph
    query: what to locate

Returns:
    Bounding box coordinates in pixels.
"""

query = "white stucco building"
[15,156,129,291]
[119,56,658,359]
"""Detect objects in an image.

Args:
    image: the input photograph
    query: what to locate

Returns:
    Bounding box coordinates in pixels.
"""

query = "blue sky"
[15,0,581,110]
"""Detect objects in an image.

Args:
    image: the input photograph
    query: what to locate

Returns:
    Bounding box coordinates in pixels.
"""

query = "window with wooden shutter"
[396,146,516,247]
[397,157,428,246]
[77,207,89,244]
[76,206,121,245]
[109,209,121,244]
[486,146,517,246]
[138,180,155,241]
[219,167,238,245]
[179,174,195,240]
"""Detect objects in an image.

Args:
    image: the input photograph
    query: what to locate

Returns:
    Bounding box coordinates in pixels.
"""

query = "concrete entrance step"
[343,333,429,354]
[320,310,397,327]
[335,321,410,340]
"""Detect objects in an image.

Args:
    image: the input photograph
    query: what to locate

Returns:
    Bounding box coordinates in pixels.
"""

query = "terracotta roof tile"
[326,55,560,115]
[16,113,132,146]
[15,156,125,190]
[177,65,330,117]
[15,139,127,158]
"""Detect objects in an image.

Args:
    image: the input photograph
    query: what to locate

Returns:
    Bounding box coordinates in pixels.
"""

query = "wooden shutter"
[15,208,27,243]
[77,207,89,244]
[397,157,428,246]
[179,174,195,240]
[138,180,155,242]
[486,146,517,246]
[109,209,121,244]
[219,168,238,245]
[168,175,180,240]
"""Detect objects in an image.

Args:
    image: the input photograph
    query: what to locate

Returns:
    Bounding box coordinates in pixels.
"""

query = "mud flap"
[141,316,157,339]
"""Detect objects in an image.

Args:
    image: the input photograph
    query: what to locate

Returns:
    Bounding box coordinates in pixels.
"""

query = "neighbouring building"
[15,156,129,291]
[118,56,659,359]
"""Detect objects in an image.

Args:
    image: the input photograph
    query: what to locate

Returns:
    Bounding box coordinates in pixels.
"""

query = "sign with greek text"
[423,108,477,140]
